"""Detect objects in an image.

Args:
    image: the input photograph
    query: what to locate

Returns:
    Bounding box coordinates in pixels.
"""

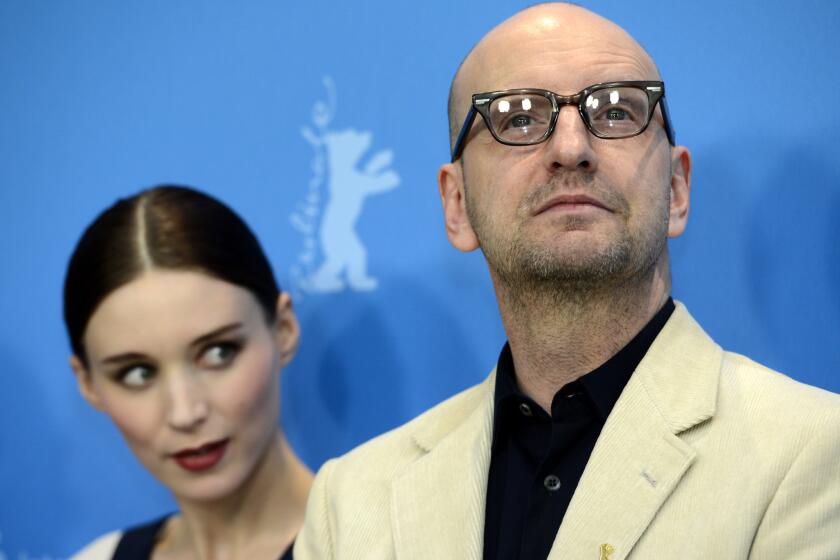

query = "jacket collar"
[550,302,722,558]
[391,302,721,560]
[391,374,495,560]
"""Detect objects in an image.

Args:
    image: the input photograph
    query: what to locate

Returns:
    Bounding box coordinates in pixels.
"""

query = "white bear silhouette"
[306,128,400,292]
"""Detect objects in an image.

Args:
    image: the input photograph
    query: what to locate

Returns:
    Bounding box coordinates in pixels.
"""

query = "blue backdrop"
[1,1,839,557]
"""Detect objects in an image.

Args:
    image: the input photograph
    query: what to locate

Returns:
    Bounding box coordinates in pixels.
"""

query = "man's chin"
[492,248,633,287]
[529,239,623,268]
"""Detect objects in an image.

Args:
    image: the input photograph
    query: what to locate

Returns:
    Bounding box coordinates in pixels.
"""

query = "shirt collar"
[493,297,675,425]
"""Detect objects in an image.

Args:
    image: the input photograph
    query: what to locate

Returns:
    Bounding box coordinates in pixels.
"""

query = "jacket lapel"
[391,375,495,560]
[549,303,723,559]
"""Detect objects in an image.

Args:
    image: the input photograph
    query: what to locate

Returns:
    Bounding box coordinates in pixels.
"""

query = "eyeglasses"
[450,80,675,162]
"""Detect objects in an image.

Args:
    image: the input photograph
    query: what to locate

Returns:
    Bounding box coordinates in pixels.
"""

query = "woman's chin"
[167,470,247,503]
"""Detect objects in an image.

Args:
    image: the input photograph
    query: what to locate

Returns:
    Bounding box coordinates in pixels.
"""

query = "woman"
[66,185,312,559]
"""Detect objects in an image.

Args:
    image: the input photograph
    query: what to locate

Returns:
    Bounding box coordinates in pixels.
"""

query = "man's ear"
[668,145,691,238]
[70,355,104,411]
[438,162,480,252]
[274,292,300,367]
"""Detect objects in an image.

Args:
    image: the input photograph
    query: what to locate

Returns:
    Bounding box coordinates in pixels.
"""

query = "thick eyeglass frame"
[450,80,676,162]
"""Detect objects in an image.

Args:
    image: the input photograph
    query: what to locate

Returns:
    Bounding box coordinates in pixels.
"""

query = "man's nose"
[541,105,599,172]
[165,370,209,431]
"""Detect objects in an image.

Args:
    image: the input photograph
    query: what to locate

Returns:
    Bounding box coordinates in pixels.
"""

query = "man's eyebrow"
[190,323,244,348]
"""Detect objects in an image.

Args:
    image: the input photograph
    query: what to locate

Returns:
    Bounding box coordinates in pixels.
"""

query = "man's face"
[440,10,690,292]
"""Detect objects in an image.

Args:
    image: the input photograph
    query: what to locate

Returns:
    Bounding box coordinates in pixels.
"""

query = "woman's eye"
[118,365,155,388]
[199,342,240,369]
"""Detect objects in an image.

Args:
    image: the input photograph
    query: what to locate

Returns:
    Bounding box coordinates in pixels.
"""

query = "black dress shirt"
[482,298,675,560]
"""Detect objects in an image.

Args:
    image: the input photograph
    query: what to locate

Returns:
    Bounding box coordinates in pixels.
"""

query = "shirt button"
[544,475,561,492]
[518,403,533,417]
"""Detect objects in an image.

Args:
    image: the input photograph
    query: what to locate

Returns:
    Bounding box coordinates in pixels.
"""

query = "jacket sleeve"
[749,414,840,559]
[294,458,337,560]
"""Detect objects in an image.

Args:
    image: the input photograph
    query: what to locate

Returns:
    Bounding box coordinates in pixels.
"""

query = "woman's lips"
[172,439,229,472]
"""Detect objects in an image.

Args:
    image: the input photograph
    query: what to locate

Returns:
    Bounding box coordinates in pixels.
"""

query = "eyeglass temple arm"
[451,106,478,162]
[659,95,676,146]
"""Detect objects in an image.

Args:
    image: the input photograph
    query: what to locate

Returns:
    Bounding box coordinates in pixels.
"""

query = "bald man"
[295,4,840,559]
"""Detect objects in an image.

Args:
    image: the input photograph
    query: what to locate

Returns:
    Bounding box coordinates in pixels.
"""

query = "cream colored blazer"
[295,304,840,559]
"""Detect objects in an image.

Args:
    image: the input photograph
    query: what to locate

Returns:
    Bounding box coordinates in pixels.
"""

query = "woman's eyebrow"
[190,323,244,348]
[101,351,149,366]
[98,323,245,365]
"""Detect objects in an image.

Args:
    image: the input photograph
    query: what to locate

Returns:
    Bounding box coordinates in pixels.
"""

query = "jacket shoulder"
[70,530,122,560]
[722,351,840,427]
[294,377,493,559]
[334,376,491,478]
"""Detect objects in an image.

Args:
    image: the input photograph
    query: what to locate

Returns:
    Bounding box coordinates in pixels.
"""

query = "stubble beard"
[465,175,670,307]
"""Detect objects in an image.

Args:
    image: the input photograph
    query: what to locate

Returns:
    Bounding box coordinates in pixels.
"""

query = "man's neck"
[492,264,671,414]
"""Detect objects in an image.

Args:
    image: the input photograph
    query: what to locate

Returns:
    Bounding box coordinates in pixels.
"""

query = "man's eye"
[499,113,545,132]
[199,342,240,369]
[594,105,641,123]
[510,114,533,128]
[118,365,155,388]
[606,109,627,121]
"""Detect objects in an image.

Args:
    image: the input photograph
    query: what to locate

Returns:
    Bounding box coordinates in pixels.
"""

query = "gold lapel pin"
[599,543,615,560]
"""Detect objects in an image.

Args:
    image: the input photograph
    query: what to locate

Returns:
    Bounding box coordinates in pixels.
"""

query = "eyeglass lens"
[487,86,652,144]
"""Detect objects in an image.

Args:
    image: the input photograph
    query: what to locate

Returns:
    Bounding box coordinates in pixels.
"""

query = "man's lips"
[532,194,611,216]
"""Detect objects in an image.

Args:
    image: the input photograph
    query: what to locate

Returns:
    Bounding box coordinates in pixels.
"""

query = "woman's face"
[72,269,298,502]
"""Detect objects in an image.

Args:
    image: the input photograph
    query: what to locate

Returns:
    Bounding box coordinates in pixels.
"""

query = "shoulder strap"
[111,516,169,560]
[279,539,295,560]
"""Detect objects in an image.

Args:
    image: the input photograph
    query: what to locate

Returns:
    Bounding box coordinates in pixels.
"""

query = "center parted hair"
[64,185,280,363]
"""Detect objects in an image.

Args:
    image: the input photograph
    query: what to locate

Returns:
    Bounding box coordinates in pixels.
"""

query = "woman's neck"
[156,432,313,560]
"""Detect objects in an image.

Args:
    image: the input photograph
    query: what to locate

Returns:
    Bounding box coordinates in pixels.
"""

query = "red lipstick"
[172,439,229,472]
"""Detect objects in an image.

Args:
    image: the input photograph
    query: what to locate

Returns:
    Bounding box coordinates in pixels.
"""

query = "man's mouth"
[532,194,611,215]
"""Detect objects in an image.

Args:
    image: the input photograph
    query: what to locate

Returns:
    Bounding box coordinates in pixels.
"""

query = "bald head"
[447,3,661,149]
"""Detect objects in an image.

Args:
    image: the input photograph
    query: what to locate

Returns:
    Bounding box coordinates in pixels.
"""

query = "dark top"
[482,298,675,560]
[111,515,294,560]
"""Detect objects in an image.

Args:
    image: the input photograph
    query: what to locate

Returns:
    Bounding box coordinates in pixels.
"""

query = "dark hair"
[64,185,280,363]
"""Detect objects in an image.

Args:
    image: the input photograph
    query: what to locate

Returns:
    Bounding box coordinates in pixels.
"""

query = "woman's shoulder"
[70,516,171,560]
[70,530,123,560]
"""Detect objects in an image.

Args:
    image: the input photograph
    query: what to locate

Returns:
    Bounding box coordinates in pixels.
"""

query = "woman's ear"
[70,355,104,410]
[274,293,300,367]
